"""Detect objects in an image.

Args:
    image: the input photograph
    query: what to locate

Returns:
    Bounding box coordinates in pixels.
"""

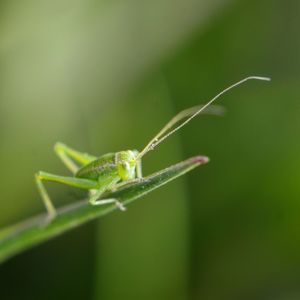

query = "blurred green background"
[0,0,299,299]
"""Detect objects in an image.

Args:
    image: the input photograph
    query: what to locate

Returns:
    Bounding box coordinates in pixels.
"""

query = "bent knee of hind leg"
[35,171,42,179]
[35,171,47,180]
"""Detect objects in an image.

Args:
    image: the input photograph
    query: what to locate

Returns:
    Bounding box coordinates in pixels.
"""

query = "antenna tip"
[249,76,271,81]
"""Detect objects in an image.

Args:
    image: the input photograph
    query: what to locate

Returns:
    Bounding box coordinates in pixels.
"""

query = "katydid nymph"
[35,76,270,220]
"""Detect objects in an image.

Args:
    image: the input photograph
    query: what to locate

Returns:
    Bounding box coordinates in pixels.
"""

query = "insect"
[35,76,270,220]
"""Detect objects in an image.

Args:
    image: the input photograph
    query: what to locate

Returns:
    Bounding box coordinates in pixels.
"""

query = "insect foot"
[115,200,127,211]
[43,211,57,225]
[91,198,126,211]
[35,172,57,221]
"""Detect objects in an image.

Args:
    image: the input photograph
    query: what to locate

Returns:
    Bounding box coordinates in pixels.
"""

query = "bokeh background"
[0,0,299,299]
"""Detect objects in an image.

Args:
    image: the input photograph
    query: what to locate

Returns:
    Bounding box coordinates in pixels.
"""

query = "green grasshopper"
[35,76,270,220]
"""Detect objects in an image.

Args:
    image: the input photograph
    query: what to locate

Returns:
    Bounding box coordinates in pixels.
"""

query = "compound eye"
[122,161,130,171]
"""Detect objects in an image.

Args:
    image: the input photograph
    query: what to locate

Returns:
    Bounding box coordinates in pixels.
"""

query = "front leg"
[89,177,126,211]
[110,177,144,192]
[136,159,143,178]
[90,197,126,211]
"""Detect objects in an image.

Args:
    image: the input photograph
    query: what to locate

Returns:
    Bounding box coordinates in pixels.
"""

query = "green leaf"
[0,156,208,264]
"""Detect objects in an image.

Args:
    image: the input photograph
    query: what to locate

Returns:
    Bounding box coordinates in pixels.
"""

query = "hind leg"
[54,142,97,174]
[35,171,99,220]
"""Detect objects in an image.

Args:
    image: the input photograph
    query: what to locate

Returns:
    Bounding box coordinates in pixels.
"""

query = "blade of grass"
[0,156,208,264]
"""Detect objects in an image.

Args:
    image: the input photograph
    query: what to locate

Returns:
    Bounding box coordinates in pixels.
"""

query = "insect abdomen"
[75,153,118,180]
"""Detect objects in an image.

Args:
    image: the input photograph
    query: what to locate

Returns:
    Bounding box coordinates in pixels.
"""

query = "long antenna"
[136,76,270,161]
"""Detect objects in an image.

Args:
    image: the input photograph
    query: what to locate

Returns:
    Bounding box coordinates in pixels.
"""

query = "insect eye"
[122,162,130,171]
